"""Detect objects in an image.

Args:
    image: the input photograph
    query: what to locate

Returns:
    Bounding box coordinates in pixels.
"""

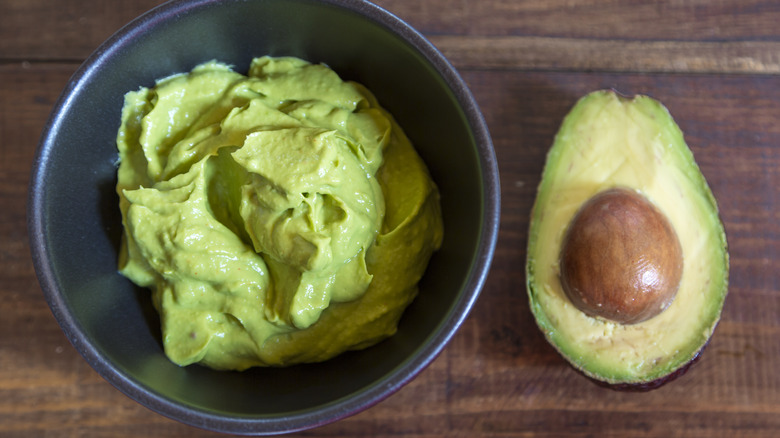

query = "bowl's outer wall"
[30,0,498,434]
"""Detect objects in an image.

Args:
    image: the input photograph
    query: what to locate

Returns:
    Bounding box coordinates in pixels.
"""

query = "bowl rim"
[28,0,500,434]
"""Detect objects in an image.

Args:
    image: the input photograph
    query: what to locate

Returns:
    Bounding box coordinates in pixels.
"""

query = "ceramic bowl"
[29,0,499,434]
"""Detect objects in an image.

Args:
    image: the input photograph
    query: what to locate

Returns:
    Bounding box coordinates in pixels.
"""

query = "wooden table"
[2,0,779,436]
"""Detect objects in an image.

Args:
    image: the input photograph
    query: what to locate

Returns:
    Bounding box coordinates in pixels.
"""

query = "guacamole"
[116,56,443,370]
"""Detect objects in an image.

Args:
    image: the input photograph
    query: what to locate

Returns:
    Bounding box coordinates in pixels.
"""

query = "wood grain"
[429,36,780,74]
[375,0,780,41]
[2,0,779,437]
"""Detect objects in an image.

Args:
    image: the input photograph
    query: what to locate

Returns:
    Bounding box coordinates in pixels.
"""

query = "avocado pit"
[559,187,683,324]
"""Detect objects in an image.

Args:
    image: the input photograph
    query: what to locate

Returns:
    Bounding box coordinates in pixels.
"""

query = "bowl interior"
[30,0,497,433]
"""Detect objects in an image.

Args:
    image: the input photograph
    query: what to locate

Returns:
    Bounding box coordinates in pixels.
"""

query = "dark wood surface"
[2,0,779,436]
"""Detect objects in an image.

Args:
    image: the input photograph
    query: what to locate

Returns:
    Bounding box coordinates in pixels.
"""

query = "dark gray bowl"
[28,0,499,434]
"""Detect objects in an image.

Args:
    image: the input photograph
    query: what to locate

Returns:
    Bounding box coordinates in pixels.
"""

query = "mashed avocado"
[116,56,443,370]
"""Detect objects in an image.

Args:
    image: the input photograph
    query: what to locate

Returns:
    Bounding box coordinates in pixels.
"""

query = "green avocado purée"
[116,56,443,370]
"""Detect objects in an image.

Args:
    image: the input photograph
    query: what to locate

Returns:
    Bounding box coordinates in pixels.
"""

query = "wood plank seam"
[428,36,780,75]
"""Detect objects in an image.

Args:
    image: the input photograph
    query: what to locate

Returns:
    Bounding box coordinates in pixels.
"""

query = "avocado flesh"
[526,90,729,386]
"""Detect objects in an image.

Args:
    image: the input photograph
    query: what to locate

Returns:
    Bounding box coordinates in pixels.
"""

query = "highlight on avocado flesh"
[526,89,729,388]
[559,187,684,325]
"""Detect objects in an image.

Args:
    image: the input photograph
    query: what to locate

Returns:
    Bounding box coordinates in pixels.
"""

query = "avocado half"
[526,90,729,389]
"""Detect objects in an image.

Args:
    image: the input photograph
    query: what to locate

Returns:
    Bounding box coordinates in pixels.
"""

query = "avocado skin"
[526,89,729,389]
[589,340,708,391]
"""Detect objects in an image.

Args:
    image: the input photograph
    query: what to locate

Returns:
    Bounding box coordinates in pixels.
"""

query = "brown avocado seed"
[559,187,683,324]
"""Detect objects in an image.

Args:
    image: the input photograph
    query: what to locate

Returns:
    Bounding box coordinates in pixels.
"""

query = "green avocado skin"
[526,90,729,388]
[116,57,443,370]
